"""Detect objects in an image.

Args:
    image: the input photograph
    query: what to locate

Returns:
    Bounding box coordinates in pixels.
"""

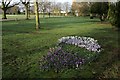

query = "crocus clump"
[40,47,85,72]
[58,36,101,53]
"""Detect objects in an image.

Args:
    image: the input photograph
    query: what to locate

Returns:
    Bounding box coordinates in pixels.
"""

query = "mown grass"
[2,16,120,78]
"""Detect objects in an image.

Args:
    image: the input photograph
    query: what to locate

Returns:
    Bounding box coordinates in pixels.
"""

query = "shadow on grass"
[2,17,100,35]
[41,18,100,30]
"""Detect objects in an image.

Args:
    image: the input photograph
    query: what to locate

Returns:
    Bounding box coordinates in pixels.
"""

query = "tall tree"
[1,0,19,19]
[71,1,78,16]
[20,0,30,19]
[90,2,109,21]
[34,0,40,30]
[108,1,120,30]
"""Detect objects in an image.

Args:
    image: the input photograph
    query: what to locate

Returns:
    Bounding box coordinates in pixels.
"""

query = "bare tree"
[1,0,19,19]
[55,2,62,16]
[72,2,90,16]
[20,0,30,19]
[39,0,51,18]
[49,2,62,16]
[78,2,90,16]
[62,2,71,16]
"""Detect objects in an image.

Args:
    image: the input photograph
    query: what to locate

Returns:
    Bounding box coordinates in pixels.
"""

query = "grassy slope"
[2,17,120,78]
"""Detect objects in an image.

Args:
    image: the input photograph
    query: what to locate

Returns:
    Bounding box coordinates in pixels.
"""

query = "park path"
[0,19,17,22]
[0,17,34,22]
[0,18,35,22]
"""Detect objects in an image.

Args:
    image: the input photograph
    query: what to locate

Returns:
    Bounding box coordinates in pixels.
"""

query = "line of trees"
[0,1,120,30]
[0,0,71,31]
[0,0,71,19]
[0,0,40,30]
[72,1,119,29]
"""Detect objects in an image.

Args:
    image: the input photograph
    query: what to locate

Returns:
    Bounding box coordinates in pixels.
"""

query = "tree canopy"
[90,2,109,21]
[108,1,120,29]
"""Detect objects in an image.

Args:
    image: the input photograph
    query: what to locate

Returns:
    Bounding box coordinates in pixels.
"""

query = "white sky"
[55,0,72,3]
[12,0,73,5]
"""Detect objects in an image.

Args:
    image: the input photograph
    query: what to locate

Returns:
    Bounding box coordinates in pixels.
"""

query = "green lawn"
[2,16,120,78]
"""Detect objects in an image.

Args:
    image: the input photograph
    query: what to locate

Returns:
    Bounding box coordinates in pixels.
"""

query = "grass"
[2,16,120,78]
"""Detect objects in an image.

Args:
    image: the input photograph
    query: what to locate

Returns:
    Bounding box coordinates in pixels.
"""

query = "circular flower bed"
[40,36,102,72]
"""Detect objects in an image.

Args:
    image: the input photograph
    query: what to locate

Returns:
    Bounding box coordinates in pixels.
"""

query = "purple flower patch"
[40,47,85,72]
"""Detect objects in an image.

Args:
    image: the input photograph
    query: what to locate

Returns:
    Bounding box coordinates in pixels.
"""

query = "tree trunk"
[99,14,104,21]
[107,2,111,19]
[25,5,29,20]
[59,11,61,16]
[43,10,45,18]
[2,9,7,19]
[35,2,40,30]
[28,3,30,18]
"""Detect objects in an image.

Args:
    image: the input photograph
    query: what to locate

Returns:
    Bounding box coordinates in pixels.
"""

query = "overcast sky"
[49,0,72,4]
[1,0,119,5]
[12,0,72,5]
[55,0,72,3]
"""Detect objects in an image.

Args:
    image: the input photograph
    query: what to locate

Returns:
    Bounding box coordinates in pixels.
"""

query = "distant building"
[0,6,19,15]
[6,6,19,14]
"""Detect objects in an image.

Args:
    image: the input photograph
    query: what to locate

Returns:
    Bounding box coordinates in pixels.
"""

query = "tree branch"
[7,2,20,9]
[6,0,12,7]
